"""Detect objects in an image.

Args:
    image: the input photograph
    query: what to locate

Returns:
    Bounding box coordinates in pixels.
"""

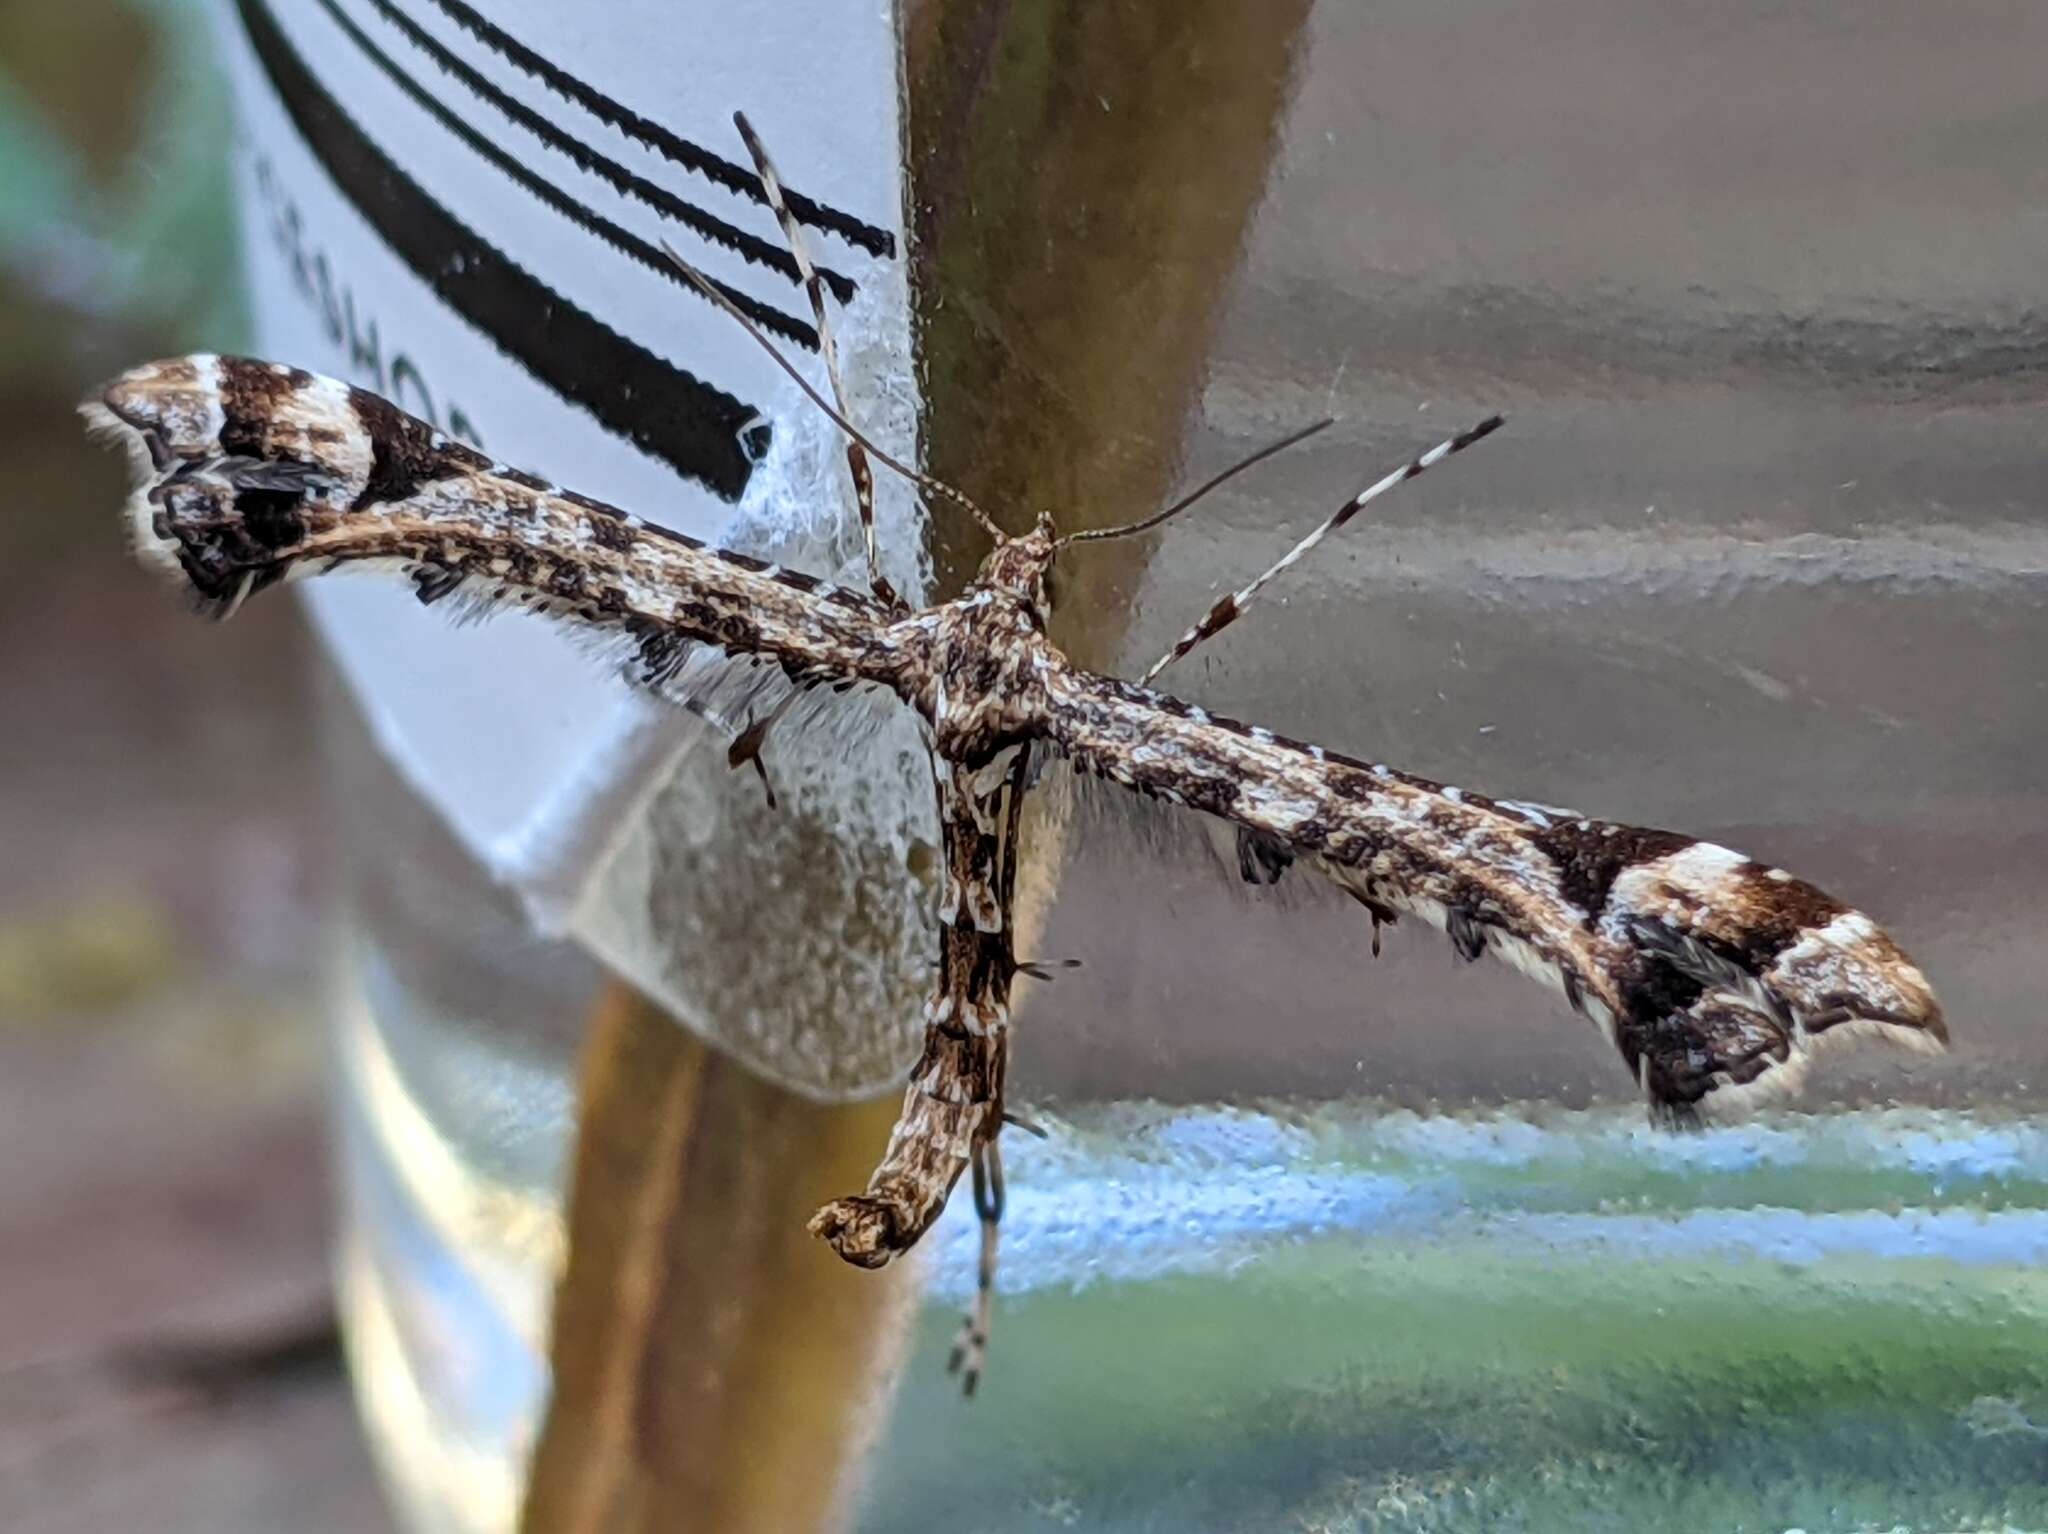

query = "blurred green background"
[0,2,386,1525]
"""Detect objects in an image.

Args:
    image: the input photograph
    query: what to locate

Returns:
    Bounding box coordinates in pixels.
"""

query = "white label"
[214,0,932,1089]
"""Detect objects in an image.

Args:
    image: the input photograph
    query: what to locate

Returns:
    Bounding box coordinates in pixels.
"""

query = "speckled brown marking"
[1539,821,1698,917]
[1713,862,1851,968]
[587,514,638,554]
[347,386,478,509]
[216,358,313,458]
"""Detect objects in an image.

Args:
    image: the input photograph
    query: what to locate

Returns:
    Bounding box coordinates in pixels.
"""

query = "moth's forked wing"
[1039,663,1946,1122]
[85,356,926,737]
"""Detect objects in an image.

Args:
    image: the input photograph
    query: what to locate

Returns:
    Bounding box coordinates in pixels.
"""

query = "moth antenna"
[659,246,1010,547]
[1140,414,1504,683]
[732,112,899,608]
[727,686,797,810]
[1059,417,1336,546]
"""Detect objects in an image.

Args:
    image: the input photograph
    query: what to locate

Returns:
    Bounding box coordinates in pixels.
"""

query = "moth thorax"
[974,525,1057,612]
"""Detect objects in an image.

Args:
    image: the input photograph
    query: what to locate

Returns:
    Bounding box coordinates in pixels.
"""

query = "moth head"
[976,513,1059,614]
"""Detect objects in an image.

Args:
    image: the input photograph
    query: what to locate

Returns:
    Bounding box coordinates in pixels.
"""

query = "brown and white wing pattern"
[1040,664,1946,1122]
[84,356,922,714]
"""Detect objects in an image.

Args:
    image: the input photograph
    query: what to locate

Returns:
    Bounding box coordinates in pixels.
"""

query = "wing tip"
[1660,985,1948,1128]
[80,392,188,585]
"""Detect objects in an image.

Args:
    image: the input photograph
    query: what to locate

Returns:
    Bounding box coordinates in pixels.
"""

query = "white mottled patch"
[1496,798,1580,829]
[250,372,373,498]
[1656,841,1749,889]
[1605,840,1748,935]
[1815,909,1878,947]
[1769,914,1866,978]
[1244,787,1321,832]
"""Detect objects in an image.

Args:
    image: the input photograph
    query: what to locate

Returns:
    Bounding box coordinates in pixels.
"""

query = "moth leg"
[947,1136,1005,1397]
[1141,414,1505,683]
[1014,957,1083,983]
[732,111,900,611]
[725,688,798,810]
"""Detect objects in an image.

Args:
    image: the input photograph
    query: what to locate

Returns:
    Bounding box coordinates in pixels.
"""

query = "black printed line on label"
[235,0,762,499]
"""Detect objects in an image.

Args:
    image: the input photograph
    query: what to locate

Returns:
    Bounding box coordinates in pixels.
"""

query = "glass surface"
[319,664,591,1534]
[856,1102,2048,1531]
[324,4,2045,1531]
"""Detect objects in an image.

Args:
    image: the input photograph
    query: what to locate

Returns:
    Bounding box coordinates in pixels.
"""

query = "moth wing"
[90,355,924,759]
[1039,663,1945,1123]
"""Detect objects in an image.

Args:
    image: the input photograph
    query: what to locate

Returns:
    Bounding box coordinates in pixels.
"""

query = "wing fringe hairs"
[88,354,1947,1128]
